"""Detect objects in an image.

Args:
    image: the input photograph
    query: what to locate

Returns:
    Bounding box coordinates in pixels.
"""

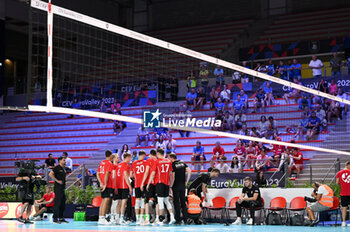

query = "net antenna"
[28,0,350,157]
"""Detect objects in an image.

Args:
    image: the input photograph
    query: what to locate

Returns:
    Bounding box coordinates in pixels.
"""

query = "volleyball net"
[26,0,350,156]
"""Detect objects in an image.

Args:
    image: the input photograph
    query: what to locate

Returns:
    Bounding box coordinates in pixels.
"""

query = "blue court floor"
[0,219,348,232]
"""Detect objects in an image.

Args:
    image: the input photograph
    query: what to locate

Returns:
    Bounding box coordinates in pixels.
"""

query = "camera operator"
[49,156,68,224]
[305,182,334,226]
[16,166,42,224]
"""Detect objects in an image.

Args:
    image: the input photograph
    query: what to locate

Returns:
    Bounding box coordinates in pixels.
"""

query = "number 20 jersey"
[131,160,146,188]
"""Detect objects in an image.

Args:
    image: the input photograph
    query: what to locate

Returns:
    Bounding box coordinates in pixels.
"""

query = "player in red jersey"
[147,148,175,225]
[131,150,147,225]
[96,150,114,225]
[115,152,132,225]
[110,153,120,224]
[140,149,158,225]
[336,161,350,227]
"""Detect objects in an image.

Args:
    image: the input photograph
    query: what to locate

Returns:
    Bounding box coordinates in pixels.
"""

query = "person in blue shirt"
[186,88,197,110]
[77,168,96,187]
[231,94,245,115]
[191,141,206,170]
[267,59,276,76]
[306,111,320,141]
[68,98,81,118]
[263,82,275,106]
[253,88,266,113]
[214,65,225,88]
[287,60,294,80]
[214,97,225,115]
[277,61,288,80]
[298,91,312,110]
[240,89,249,113]
[290,59,302,80]
[241,61,250,83]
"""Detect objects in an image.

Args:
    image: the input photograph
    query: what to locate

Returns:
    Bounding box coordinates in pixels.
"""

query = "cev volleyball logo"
[342,173,350,184]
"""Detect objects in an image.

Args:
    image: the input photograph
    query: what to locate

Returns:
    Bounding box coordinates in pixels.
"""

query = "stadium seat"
[319,196,340,226]
[88,196,102,208]
[286,196,306,224]
[225,196,239,222]
[206,196,227,223]
[265,196,287,223]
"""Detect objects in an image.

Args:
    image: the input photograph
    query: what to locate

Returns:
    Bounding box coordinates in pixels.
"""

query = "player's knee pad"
[158,197,165,210]
[135,199,141,209]
[140,199,145,208]
[164,197,172,210]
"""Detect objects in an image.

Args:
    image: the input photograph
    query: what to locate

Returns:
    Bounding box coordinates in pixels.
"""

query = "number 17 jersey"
[131,160,146,188]
[152,158,173,186]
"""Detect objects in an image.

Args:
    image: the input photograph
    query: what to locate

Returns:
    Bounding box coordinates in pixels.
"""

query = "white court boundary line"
[31,0,350,106]
[28,105,350,156]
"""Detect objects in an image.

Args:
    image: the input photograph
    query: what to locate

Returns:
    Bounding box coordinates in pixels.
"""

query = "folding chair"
[225,196,239,223]
[265,196,287,224]
[207,196,227,223]
[286,196,306,225]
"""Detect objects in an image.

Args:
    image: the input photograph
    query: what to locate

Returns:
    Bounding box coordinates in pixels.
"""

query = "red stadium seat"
[207,196,227,223]
[286,196,306,224]
[266,197,287,224]
[225,196,239,222]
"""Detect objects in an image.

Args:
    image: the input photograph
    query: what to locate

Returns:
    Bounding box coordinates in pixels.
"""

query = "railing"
[321,158,341,184]
[66,164,86,190]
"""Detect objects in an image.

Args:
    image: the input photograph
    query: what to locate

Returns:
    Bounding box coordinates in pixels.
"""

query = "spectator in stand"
[233,139,246,162]
[214,97,225,114]
[336,161,350,227]
[283,78,302,104]
[318,78,329,93]
[214,65,225,87]
[207,160,216,172]
[170,76,179,101]
[336,89,349,118]
[210,87,219,109]
[257,116,270,138]
[231,94,245,115]
[186,88,197,110]
[216,157,230,173]
[296,112,309,140]
[113,115,127,135]
[306,111,321,141]
[267,116,278,139]
[246,141,257,169]
[153,127,170,141]
[191,141,206,170]
[254,62,268,74]
[240,89,249,113]
[110,99,121,114]
[277,61,288,80]
[199,65,209,91]
[330,52,342,77]
[213,110,224,131]
[220,84,231,108]
[267,59,276,76]
[155,135,167,151]
[290,59,302,80]
[263,82,275,106]
[229,156,242,173]
[68,98,81,118]
[309,55,324,78]
[255,171,267,187]
[315,104,327,131]
[329,79,338,95]
[234,110,247,131]
[99,101,107,122]
[255,147,270,172]
[238,125,251,145]
[45,154,56,169]
[250,127,259,138]
[62,152,72,173]
[241,61,250,83]
[195,87,206,110]
[222,111,234,132]
[166,134,176,154]
[136,125,149,147]
[232,70,241,84]
[131,151,138,163]
[287,60,294,80]
[272,137,285,166]
[76,167,96,187]
[212,141,226,162]
[187,71,197,90]
[288,148,303,178]
[327,100,341,122]
[304,106,312,118]
[120,144,131,159]
[298,91,312,110]
[253,88,266,113]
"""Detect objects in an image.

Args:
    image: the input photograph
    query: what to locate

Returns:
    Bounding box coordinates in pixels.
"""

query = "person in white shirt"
[215,157,230,173]
[229,156,242,173]
[309,56,324,77]
[220,84,231,108]
[155,135,167,151]
[62,152,73,173]
[336,89,349,117]
[136,125,149,147]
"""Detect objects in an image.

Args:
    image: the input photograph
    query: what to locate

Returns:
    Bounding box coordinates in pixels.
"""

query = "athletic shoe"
[119,219,129,225]
[342,222,347,227]
[136,220,141,225]
[53,219,61,224]
[152,219,163,226]
[28,215,34,220]
[98,218,110,225]
[174,221,182,225]
[17,217,25,223]
[59,218,69,223]
[246,218,253,225]
[33,216,42,221]
[310,219,319,227]
[232,217,242,225]
[24,219,34,224]
[169,219,176,225]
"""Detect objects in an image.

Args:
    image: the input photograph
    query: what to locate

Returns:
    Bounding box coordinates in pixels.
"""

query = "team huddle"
[96,148,218,226]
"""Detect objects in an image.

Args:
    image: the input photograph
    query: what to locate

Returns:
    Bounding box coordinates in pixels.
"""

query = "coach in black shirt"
[169,153,191,224]
[232,176,262,226]
[188,169,220,202]
[49,156,68,224]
